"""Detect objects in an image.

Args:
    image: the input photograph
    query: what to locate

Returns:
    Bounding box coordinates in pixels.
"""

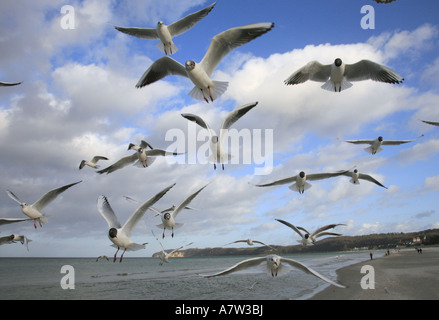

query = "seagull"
[338,169,387,188]
[181,102,258,169]
[97,184,175,262]
[79,156,109,170]
[155,184,208,238]
[0,81,22,87]
[276,219,345,246]
[96,255,110,262]
[97,140,183,174]
[345,135,424,155]
[6,181,82,229]
[284,58,404,92]
[200,254,346,288]
[254,170,348,194]
[152,231,193,265]
[114,2,216,55]
[223,238,277,251]
[0,234,32,251]
[0,217,34,226]
[421,120,439,127]
[136,23,274,103]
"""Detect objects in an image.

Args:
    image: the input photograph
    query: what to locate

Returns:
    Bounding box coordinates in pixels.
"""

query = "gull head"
[334,58,342,67]
[109,228,118,239]
[211,136,218,144]
[267,255,281,270]
[353,169,358,173]
[185,60,196,71]
[299,171,306,178]
[304,234,310,239]
[164,212,171,220]
[378,136,383,142]
[157,21,164,27]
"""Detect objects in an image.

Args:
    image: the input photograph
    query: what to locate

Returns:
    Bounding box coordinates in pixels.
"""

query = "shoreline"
[308,246,439,300]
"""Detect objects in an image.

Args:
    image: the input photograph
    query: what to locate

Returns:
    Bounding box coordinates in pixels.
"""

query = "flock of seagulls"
[0,0,434,290]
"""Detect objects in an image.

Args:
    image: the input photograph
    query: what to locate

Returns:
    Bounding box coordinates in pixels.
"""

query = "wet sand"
[309,246,439,300]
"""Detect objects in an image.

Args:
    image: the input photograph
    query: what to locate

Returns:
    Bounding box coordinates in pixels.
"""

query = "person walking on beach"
[370,252,373,260]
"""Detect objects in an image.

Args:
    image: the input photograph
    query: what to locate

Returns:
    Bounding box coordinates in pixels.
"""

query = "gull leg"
[172,228,174,238]
[113,247,120,262]
[33,219,37,229]
[222,164,224,170]
[208,86,213,102]
[120,248,127,263]
[200,89,209,103]
[214,163,216,170]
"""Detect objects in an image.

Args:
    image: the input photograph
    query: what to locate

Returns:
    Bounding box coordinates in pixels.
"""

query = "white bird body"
[200,254,345,288]
[156,184,208,238]
[182,102,258,170]
[224,238,276,251]
[255,170,347,194]
[340,169,387,188]
[136,23,274,102]
[97,184,175,262]
[345,135,424,155]
[114,3,216,55]
[285,58,403,92]
[6,181,82,228]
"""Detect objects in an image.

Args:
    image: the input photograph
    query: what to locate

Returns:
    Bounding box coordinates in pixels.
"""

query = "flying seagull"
[0,234,32,251]
[97,140,183,174]
[181,102,258,170]
[223,238,277,251]
[79,156,109,170]
[152,231,193,265]
[136,23,274,102]
[254,170,348,194]
[200,254,346,288]
[276,219,345,246]
[284,58,404,92]
[6,181,82,228]
[338,169,387,189]
[155,184,208,238]
[345,135,424,155]
[114,2,216,55]
[97,184,175,262]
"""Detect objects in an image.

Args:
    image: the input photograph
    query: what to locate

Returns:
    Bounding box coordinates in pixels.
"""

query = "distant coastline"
[153,228,439,258]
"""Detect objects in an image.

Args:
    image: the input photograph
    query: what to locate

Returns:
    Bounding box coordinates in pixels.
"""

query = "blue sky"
[1,0,439,257]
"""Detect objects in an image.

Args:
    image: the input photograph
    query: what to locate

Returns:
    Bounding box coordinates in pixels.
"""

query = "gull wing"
[172,184,207,219]
[6,190,23,205]
[122,184,175,237]
[275,219,304,238]
[91,156,109,164]
[358,173,387,189]
[345,139,376,145]
[422,120,439,126]
[314,232,342,239]
[97,153,138,174]
[136,56,187,88]
[200,257,266,278]
[181,113,214,139]
[252,240,277,251]
[344,60,404,84]
[140,140,154,150]
[284,61,331,85]
[113,26,158,39]
[223,239,246,246]
[381,134,424,145]
[254,175,297,187]
[168,2,216,37]
[221,102,258,131]
[144,149,184,156]
[0,218,34,226]
[97,195,122,229]
[33,181,82,211]
[281,257,346,288]
[200,22,274,77]
[0,81,22,86]
[311,224,345,237]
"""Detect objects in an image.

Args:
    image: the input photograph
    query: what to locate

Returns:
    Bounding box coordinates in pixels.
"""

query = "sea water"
[0,251,378,300]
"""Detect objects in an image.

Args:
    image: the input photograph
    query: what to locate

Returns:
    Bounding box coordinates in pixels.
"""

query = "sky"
[1,0,439,257]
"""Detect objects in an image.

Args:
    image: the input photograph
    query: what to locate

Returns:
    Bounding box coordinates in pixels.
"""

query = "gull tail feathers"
[156,42,178,55]
[288,182,312,193]
[321,79,353,92]
[364,146,383,154]
[188,81,229,102]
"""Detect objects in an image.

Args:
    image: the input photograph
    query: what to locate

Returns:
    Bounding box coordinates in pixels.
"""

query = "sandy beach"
[309,246,439,300]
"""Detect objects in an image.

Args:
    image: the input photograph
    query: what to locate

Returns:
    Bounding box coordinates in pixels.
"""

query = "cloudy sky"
[1,0,439,257]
